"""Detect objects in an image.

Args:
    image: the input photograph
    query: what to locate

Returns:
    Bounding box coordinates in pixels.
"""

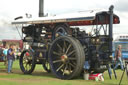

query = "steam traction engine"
[12,6,120,79]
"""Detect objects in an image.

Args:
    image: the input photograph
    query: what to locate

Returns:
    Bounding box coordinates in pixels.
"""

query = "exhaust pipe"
[109,5,114,54]
[108,5,118,80]
[39,0,44,17]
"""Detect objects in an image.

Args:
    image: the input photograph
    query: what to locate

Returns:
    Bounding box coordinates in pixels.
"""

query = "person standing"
[7,44,15,73]
[114,45,124,70]
[3,46,8,65]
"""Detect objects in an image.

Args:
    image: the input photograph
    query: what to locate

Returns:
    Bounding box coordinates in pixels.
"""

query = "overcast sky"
[0,0,128,40]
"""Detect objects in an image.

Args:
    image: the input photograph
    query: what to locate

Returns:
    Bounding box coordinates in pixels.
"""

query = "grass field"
[0,60,128,85]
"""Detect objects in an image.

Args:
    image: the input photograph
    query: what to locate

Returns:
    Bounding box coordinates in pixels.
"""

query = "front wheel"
[19,50,36,74]
[48,36,85,79]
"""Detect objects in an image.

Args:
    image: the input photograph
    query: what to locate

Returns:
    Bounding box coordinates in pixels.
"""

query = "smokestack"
[109,5,114,54]
[39,0,44,17]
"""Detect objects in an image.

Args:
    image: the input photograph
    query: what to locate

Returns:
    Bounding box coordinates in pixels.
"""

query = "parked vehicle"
[12,0,120,79]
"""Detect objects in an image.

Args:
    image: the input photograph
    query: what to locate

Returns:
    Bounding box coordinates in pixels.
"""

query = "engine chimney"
[39,0,44,17]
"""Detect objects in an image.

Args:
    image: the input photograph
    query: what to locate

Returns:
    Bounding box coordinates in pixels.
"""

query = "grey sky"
[0,0,128,40]
[115,0,128,12]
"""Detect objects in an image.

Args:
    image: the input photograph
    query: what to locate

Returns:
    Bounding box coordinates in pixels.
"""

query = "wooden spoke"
[53,60,62,63]
[68,57,76,60]
[57,43,63,51]
[53,51,61,56]
[69,63,75,68]
[64,40,67,48]
[56,64,65,72]
[68,64,72,74]
[63,40,67,53]
[71,61,76,66]
[65,44,72,54]
[67,50,75,57]
[63,64,68,75]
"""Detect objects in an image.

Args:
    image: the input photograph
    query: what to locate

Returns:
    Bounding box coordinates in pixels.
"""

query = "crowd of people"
[0,46,8,62]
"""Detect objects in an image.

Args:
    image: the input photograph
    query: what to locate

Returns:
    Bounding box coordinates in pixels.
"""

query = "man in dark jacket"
[7,44,15,73]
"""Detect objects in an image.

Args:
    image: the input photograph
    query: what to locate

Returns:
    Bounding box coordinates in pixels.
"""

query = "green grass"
[0,60,128,85]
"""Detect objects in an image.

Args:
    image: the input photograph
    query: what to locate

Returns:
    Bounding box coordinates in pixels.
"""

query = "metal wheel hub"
[61,54,68,63]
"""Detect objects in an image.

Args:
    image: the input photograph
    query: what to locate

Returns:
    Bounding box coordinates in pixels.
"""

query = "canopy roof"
[12,9,120,26]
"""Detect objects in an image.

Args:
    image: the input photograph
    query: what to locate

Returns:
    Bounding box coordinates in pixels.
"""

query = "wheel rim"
[50,39,77,78]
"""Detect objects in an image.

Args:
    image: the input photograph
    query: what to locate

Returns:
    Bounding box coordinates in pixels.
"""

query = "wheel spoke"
[65,44,72,54]
[68,57,76,60]
[53,51,61,56]
[69,63,75,68]
[71,61,77,66]
[68,64,72,74]
[67,50,75,57]
[57,43,63,51]
[63,40,67,53]
[56,64,65,72]
[63,64,68,75]
[53,60,62,63]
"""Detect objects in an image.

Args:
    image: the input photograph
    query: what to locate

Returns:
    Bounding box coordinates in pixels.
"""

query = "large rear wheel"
[19,50,36,74]
[49,36,85,79]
